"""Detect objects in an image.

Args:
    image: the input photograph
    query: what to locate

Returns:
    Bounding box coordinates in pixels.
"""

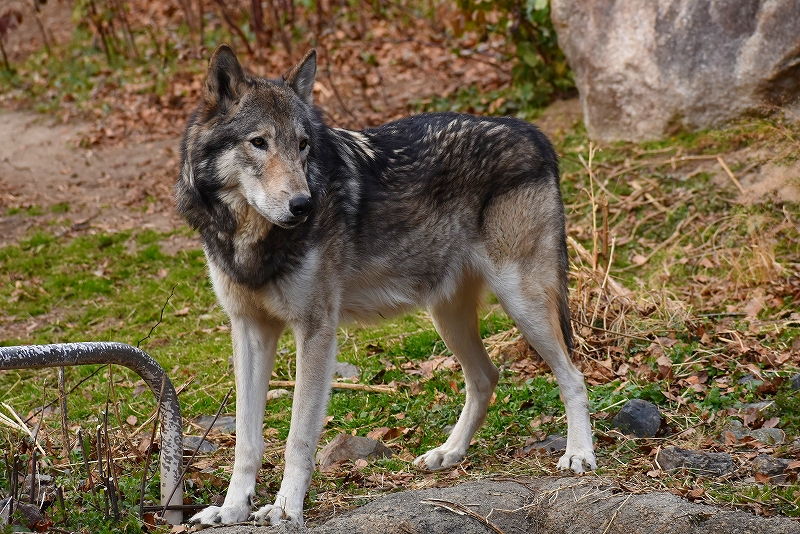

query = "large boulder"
[551,0,800,141]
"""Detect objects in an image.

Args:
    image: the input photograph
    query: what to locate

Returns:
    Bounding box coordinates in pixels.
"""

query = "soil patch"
[0,110,183,247]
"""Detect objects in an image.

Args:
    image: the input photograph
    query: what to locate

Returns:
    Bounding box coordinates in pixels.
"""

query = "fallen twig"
[716,156,746,195]
[601,494,632,534]
[270,380,395,393]
[421,498,507,534]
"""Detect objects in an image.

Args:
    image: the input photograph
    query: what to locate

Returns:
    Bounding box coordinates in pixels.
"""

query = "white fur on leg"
[190,266,284,528]
[253,325,337,526]
[414,288,499,472]
[490,265,597,474]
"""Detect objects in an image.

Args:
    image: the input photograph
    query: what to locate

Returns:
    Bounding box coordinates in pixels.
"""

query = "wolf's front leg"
[189,314,284,527]
[252,322,337,526]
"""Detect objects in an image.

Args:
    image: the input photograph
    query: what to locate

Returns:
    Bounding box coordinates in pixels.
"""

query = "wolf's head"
[178,45,322,230]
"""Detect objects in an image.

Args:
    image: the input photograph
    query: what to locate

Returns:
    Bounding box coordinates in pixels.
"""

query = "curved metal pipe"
[0,342,183,525]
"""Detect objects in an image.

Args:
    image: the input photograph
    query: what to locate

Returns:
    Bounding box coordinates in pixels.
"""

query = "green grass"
[1,114,799,530]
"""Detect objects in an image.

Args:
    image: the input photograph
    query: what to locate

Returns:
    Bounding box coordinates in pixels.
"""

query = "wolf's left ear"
[283,50,317,105]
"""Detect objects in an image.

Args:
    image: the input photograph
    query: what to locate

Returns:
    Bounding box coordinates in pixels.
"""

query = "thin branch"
[421,498,507,534]
[138,285,176,347]
[269,380,395,393]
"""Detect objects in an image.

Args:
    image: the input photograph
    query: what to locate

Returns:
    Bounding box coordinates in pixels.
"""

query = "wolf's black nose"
[289,195,313,217]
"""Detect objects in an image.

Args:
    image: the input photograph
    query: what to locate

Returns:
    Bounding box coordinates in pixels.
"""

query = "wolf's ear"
[204,44,245,110]
[283,50,316,105]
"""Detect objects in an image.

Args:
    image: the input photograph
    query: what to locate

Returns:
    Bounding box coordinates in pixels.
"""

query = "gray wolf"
[176,44,596,527]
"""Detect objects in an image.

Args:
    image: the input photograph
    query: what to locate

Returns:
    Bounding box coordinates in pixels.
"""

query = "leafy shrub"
[456,0,574,109]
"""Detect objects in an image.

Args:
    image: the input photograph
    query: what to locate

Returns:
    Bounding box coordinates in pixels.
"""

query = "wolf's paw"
[413,446,465,471]
[188,503,251,527]
[251,504,303,526]
[557,450,597,473]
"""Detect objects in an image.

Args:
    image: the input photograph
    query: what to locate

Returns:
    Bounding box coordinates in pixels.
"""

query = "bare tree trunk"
[0,35,10,72]
[197,0,204,49]
[268,0,291,53]
[212,0,254,55]
[30,0,50,55]
[251,0,270,49]
[111,0,140,59]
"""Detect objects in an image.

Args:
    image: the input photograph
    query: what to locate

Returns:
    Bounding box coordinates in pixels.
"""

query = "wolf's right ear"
[204,44,245,111]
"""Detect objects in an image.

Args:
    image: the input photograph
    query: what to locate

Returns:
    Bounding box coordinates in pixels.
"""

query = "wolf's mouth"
[275,215,308,229]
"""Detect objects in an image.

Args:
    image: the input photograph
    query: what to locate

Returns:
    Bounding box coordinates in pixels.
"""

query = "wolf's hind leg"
[414,283,499,470]
[188,312,284,527]
[491,265,596,473]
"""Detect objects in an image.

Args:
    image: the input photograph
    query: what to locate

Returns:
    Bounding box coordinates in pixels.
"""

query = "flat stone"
[193,415,236,434]
[752,454,792,483]
[520,434,567,455]
[184,435,218,453]
[790,373,800,390]
[551,0,800,141]
[316,433,392,470]
[612,399,662,438]
[741,401,775,413]
[721,420,751,441]
[204,477,800,533]
[334,361,360,379]
[750,427,785,445]
[657,447,735,477]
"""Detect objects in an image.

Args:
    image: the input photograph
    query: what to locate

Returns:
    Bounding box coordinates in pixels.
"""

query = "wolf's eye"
[251,137,266,148]
[299,139,308,151]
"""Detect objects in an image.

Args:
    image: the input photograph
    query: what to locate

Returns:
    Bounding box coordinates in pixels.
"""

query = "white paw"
[188,503,251,527]
[251,504,303,526]
[557,450,597,473]
[413,446,465,471]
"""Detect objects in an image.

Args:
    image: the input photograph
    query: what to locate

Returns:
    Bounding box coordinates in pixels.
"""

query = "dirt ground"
[0,109,190,248]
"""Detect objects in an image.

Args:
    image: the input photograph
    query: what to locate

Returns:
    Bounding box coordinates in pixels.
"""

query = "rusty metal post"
[0,342,183,524]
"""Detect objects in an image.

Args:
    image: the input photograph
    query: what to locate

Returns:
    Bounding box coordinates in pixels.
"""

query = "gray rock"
[334,361,360,379]
[20,474,54,503]
[752,454,792,483]
[790,373,800,390]
[520,434,567,455]
[204,477,800,533]
[183,435,218,453]
[0,497,9,527]
[316,433,392,470]
[657,447,735,476]
[721,419,751,441]
[612,399,662,438]
[750,427,786,445]
[741,400,775,413]
[551,0,800,141]
[14,501,44,526]
[193,414,236,434]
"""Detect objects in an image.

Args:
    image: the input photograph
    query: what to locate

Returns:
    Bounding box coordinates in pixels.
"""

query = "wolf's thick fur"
[177,45,596,527]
